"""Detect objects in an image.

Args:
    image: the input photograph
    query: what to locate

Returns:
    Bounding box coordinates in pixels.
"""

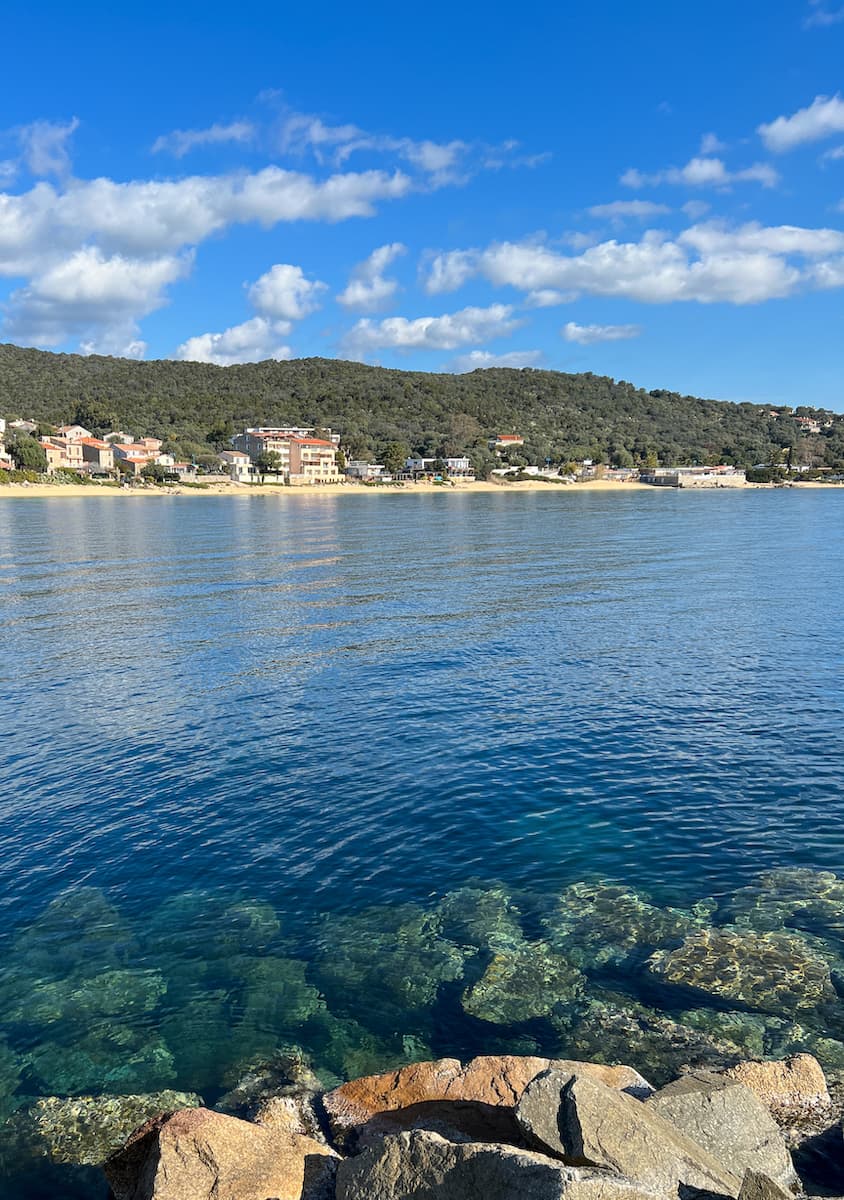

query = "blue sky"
[2,0,844,408]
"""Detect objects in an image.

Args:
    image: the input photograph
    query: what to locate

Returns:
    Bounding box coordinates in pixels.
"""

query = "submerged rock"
[461,940,585,1024]
[436,884,525,952]
[647,926,835,1015]
[233,954,324,1029]
[24,1090,202,1165]
[335,1129,658,1200]
[646,1069,798,1192]
[312,904,467,1022]
[555,994,747,1084]
[543,880,712,969]
[726,869,844,940]
[0,1038,22,1123]
[104,1106,338,1200]
[216,1046,322,1116]
[26,1033,176,1095]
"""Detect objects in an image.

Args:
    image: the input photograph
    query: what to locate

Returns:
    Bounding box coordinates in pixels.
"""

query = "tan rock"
[335,1129,662,1200]
[722,1054,831,1119]
[322,1054,653,1148]
[104,1106,338,1200]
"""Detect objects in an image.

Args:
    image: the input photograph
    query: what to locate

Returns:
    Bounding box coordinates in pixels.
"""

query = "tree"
[254,450,283,483]
[7,432,47,472]
[73,399,117,436]
[335,448,347,472]
[141,462,168,483]
[381,441,410,474]
[207,420,234,450]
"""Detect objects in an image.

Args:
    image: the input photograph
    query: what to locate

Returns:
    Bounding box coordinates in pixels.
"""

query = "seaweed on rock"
[461,940,585,1025]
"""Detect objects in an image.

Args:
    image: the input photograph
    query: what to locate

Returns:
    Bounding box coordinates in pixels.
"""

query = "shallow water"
[1,489,843,1195]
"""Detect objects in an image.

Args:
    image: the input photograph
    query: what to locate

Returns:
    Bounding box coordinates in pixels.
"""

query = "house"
[220,450,256,482]
[288,437,340,484]
[9,419,37,434]
[104,430,134,444]
[55,424,92,441]
[39,437,86,472]
[489,434,525,454]
[232,430,294,475]
[138,437,163,453]
[345,460,386,480]
[112,443,158,476]
[79,438,115,472]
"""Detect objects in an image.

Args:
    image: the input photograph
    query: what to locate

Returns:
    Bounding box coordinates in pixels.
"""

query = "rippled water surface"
[1,489,843,1196]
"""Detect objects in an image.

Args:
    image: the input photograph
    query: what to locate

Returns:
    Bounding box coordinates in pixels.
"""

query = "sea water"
[1,488,842,1196]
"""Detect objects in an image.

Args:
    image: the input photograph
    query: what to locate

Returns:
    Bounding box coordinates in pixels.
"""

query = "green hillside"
[1,343,840,473]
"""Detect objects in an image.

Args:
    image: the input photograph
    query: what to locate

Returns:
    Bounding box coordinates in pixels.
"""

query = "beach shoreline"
[0,477,841,499]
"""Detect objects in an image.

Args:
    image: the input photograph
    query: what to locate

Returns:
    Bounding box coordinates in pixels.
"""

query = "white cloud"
[0,167,414,278]
[176,316,293,365]
[562,321,642,345]
[423,220,844,306]
[759,94,844,152]
[622,156,778,189]
[449,349,543,372]
[342,303,521,357]
[700,132,726,155]
[821,145,844,163]
[804,1,844,26]
[248,262,326,319]
[4,247,189,349]
[17,117,79,177]
[337,242,406,311]
[588,200,672,222]
[525,288,573,307]
[682,200,711,219]
[152,121,256,158]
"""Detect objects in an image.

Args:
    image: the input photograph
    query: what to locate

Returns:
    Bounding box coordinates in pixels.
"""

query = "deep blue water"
[1,488,843,1195]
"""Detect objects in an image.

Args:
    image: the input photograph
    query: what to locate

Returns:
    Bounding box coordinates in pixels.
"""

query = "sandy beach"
[1,477,840,499]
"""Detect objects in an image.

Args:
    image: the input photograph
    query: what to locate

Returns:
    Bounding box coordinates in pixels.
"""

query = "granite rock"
[104,1106,338,1200]
[722,1054,832,1120]
[646,1069,797,1191]
[335,1129,661,1200]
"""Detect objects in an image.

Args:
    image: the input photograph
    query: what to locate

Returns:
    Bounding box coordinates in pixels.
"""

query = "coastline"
[2,478,841,499]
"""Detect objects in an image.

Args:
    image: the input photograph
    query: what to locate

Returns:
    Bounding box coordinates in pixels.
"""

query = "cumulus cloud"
[524,288,573,307]
[759,94,844,152]
[248,262,326,319]
[700,132,726,155]
[152,121,256,158]
[423,221,844,306]
[4,247,189,349]
[588,200,672,222]
[176,316,293,365]
[337,242,406,311]
[342,303,521,358]
[562,321,642,345]
[449,349,543,372]
[621,156,778,189]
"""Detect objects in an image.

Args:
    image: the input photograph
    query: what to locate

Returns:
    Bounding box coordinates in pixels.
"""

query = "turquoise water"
[1,489,843,1195]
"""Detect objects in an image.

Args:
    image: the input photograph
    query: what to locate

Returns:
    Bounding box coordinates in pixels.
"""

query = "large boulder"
[647,927,835,1015]
[461,940,585,1023]
[646,1069,797,1192]
[722,1055,832,1120]
[335,1129,661,1200]
[322,1055,652,1149]
[516,1070,742,1198]
[104,1106,338,1200]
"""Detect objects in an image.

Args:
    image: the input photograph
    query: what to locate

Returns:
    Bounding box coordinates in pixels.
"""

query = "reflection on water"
[1,489,843,1194]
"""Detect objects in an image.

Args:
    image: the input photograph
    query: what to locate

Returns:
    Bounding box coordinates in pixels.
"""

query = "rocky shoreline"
[7,1051,844,1198]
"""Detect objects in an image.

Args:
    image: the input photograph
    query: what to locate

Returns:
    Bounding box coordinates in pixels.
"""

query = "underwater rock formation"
[461,940,585,1024]
[647,926,836,1015]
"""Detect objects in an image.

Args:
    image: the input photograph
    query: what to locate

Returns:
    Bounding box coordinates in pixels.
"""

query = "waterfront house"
[219,450,256,482]
[79,438,115,472]
[288,437,340,484]
[345,460,386,480]
[39,437,86,473]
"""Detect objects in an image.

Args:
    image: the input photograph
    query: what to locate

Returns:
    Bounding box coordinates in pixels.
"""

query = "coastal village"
[0,416,776,489]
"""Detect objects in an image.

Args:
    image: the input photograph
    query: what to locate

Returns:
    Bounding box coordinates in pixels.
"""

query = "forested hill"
[1,342,840,471]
